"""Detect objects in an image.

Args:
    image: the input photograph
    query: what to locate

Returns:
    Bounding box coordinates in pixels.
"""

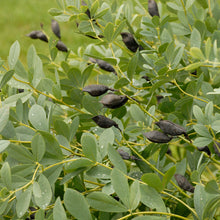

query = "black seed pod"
[117,149,140,160]
[213,142,220,157]
[198,146,211,156]
[120,32,143,52]
[92,115,121,131]
[148,0,160,17]
[51,19,61,39]
[174,174,195,193]
[26,31,40,39]
[82,84,115,97]
[26,31,48,42]
[18,89,24,93]
[56,40,68,52]
[100,94,128,109]
[155,120,191,142]
[142,76,150,81]
[36,31,48,42]
[90,58,117,75]
[117,149,130,160]
[143,131,172,143]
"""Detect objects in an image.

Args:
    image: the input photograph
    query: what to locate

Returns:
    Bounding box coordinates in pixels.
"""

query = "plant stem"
[118,210,190,220]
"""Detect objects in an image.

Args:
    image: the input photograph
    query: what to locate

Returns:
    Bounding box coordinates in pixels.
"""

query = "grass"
[0,0,90,63]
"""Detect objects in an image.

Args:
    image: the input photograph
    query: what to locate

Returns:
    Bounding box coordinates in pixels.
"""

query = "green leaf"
[190,28,201,48]
[0,199,9,215]
[69,116,79,141]
[33,174,52,209]
[205,38,212,60]
[190,47,205,60]
[193,105,206,123]
[104,22,114,42]
[87,192,128,213]
[162,166,176,189]
[194,137,212,147]
[127,51,139,80]
[0,106,9,132]
[205,180,220,194]
[129,180,140,211]
[16,187,32,218]
[194,184,214,220]
[7,143,34,163]
[193,124,211,138]
[99,128,115,158]
[67,68,82,88]
[64,188,92,220]
[35,209,45,220]
[39,131,63,160]
[4,91,32,107]
[8,40,20,69]
[54,120,70,140]
[81,133,97,162]
[31,133,45,162]
[114,77,129,89]
[53,197,67,220]
[171,23,191,35]
[203,195,220,220]
[141,173,163,192]
[82,95,102,115]
[81,65,93,87]
[0,70,14,89]
[52,84,62,99]
[112,20,126,41]
[196,0,208,8]
[65,158,94,172]
[108,144,127,174]
[0,140,10,153]
[185,62,204,71]
[29,104,48,131]
[1,162,12,189]
[129,104,146,124]
[211,120,220,132]
[48,8,63,16]
[133,216,165,220]
[111,168,130,208]
[16,98,23,121]
[205,102,213,122]
[140,184,166,212]
[90,0,99,16]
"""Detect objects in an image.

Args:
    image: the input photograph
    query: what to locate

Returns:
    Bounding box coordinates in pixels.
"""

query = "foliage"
[0,0,220,219]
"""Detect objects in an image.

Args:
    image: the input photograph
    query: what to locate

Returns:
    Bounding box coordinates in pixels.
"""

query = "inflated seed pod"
[117,149,140,160]
[100,93,128,109]
[117,149,130,160]
[26,31,48,42]
[142,75,150,81]
[82,84,115,97]
[155,120,191,142]
[92,115,121,131]
[89,58,117,75]
[18,89,24,93]
[213,142,220,157]
[51,19,61,39]
[198,146,211,156]
[120,32,143,52]
[36,31,48,42]
[148,0,160,17]
[174,174,195,193]
[56,40,68,52]
[143,131,172,143]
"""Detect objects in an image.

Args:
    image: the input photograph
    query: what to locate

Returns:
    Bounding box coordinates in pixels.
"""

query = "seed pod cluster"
[148,0,160,17]
[82,84,115,97]
[92,115,121,131]
[117,149,140,160]
[26,20,68,52]
[174,174,195,193]
[155,120,191,142]
[100,93,128,109]
[89,58,117,75]
[143,131,172,143]
[120,32,143,52]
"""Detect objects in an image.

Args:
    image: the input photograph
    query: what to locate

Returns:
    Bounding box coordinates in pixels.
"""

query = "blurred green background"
[0,0,85,63]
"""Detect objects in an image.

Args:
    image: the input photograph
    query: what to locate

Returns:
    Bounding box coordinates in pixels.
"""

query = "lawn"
[0,0,86,63]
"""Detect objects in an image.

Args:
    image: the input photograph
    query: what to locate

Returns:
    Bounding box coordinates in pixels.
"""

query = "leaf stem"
[179,0,192,32]
[118,210,190,220]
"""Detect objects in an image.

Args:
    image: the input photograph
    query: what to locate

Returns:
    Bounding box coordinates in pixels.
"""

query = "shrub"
[0,0,220,219]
